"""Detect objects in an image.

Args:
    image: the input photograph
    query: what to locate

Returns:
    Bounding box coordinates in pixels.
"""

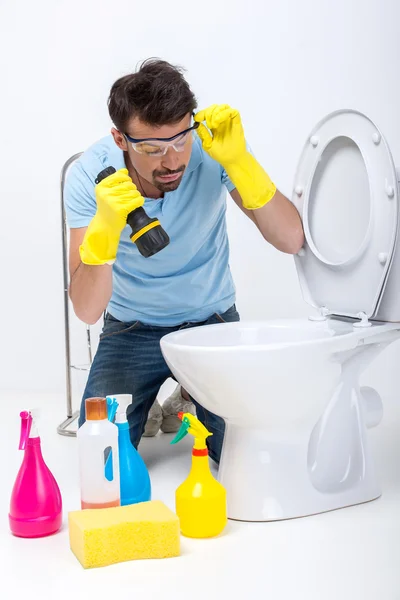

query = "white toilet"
[160,109,400,522]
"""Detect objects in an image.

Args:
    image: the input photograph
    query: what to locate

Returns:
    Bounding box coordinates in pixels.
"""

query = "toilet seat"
[292,109,398,322]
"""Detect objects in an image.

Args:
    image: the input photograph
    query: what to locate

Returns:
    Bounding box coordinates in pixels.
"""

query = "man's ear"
[111,128,128,151]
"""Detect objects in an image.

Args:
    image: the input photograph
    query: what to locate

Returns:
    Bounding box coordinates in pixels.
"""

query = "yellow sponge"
[68,500,180,568]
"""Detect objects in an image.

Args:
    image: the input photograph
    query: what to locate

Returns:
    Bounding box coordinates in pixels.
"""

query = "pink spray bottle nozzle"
[19,411,33,450]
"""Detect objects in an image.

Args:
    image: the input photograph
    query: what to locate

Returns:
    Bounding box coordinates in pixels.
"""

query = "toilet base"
[227,495,382,523]
[218,423,381,522]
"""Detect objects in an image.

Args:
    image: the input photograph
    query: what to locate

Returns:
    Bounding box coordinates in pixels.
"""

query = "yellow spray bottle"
[170,412,227,538]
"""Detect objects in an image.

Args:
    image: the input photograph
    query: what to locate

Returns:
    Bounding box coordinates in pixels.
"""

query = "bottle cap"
[113,394,132,424]
[85,397,107,421]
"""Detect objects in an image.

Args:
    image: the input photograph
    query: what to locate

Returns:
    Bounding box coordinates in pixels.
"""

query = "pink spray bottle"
[9,409,62,538]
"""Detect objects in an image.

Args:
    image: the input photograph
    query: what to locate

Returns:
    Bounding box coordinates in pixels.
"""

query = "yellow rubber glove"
[194,104,276,210]
[79,168,145,265]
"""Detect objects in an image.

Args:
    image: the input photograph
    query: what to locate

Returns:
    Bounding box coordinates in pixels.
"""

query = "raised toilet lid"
[292,109,398,321]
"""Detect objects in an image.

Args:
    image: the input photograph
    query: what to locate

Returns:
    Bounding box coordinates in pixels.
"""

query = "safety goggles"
[124,116,199,157]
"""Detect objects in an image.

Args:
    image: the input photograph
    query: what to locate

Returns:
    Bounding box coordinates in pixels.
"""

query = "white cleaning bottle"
[77,397,120,509]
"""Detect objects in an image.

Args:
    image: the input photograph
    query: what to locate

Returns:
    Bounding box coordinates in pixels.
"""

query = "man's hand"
[194,104,247,167]
[80,168,145,265]
[195,104,276,211]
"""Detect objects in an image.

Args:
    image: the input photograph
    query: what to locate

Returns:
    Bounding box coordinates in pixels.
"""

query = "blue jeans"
[79,304,240,463]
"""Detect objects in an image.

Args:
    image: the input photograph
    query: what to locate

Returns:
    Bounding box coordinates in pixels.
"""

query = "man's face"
[112,113,195,193]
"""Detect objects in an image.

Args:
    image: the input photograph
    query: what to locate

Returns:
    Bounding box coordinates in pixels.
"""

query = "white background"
[1,2,400,598]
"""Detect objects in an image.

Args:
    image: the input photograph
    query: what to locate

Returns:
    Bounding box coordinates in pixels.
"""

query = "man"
[65,58,304,463]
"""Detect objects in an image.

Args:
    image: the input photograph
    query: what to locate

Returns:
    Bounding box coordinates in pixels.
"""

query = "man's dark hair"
[108,58,197,132]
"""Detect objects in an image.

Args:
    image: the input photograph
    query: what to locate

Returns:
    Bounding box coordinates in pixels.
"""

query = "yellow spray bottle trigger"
[170,413,212,451]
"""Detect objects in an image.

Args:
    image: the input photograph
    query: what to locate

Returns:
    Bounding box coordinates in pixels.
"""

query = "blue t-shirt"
[64,134,237,326]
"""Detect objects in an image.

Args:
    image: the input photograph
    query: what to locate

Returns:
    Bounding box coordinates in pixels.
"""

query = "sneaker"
[143,398,163,437]
[160,384,196,434]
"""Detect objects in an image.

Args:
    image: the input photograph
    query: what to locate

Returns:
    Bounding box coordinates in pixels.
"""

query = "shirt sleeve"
[221,167,236,193]
[64,160,97,229]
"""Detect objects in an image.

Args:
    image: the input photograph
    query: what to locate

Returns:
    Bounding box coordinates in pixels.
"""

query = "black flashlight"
[95,166,170,258]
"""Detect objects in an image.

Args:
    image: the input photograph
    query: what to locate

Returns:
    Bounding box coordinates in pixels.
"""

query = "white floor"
[1,390,399,600]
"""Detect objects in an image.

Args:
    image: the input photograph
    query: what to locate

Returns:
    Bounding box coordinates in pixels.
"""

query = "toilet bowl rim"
[160,317,400,353]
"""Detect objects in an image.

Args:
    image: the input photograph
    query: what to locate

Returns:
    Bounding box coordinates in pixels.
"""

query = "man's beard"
[152,165,186,192]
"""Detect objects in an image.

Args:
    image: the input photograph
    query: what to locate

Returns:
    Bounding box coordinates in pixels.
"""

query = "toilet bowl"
[160,109,400,522]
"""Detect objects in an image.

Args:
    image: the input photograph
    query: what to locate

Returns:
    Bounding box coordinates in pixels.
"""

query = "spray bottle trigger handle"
[19,411,32,450]
[106,397,119,422]
[170,420,189,445]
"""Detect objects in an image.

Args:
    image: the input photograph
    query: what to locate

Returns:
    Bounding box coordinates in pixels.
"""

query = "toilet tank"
[373,169,400,323]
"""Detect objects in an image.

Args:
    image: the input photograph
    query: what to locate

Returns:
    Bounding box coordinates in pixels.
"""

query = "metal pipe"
[86,324,93,365]
[57,152,82,437]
